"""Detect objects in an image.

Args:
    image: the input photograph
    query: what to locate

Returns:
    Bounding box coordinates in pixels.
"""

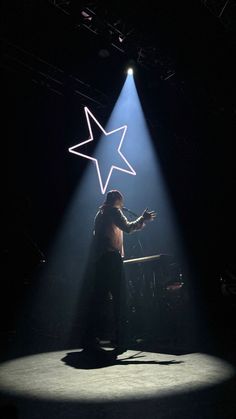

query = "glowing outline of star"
[68,106,136,194]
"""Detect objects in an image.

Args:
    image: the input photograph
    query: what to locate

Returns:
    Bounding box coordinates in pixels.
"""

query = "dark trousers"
[83,251,126,347]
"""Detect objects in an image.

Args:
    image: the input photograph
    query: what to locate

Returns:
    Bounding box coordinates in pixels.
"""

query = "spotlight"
[127,68,133,75]
[81,10,92,21]
[119,35,125,43]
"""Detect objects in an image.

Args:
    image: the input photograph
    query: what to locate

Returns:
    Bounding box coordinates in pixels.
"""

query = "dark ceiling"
[1,1,235,113]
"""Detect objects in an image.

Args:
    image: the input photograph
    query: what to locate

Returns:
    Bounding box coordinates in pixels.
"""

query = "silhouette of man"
[83,190,156,355]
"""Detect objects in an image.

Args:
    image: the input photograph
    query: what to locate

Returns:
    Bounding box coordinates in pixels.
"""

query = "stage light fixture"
[127,68,133,75]
[81,10,92,21]
[119,35,125,43]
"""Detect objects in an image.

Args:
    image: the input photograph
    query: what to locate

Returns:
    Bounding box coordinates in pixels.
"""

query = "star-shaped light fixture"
[68,107,136,194]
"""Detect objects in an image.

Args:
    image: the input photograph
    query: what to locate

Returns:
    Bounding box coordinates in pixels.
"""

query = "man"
[83,190,156,355]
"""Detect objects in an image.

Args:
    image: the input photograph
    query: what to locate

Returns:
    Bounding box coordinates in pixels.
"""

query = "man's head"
[104,190,124,208]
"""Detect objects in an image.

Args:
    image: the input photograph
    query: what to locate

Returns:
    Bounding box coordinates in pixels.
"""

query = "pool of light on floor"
[0,350,235,402]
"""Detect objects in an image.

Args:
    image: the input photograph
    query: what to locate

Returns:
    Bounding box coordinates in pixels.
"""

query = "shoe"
[113,346,127,355]
[83,340,105,353]
[110,337,127,355]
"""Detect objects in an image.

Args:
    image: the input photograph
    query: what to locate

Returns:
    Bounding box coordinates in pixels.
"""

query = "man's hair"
[103,190,123,206]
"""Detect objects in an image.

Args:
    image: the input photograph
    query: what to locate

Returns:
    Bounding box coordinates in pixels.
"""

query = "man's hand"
[142,208,156,221]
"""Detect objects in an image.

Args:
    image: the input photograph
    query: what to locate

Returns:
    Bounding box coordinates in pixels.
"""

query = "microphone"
[122,207,138,217]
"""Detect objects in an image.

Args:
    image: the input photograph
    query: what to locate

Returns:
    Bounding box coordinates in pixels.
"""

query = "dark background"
[2,0,236,355]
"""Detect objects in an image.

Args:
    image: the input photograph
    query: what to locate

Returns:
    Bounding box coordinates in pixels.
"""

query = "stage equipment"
[123,254,189,345]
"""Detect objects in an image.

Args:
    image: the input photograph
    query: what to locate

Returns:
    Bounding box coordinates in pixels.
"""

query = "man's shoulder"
[102,207,123,220]
[101,206,121,213]
[105,206,122,218]
[110,207,123,215]
[110,206,121,212]
[95,206,120,217]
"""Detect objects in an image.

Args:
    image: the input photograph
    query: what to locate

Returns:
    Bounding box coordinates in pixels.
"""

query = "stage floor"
[0,349,235,418]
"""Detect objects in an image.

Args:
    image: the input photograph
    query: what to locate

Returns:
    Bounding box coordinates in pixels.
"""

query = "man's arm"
[112,208,145,233]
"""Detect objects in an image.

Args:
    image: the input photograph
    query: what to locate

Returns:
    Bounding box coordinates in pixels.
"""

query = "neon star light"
[68,107,136,194]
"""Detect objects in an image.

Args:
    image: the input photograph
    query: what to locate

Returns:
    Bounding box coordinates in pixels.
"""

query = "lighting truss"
[1,38,108,108]
[201,0,236,32]
[48,0,174,74]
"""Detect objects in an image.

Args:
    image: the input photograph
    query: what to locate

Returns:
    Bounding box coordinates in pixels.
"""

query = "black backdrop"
[2,0,236,350]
